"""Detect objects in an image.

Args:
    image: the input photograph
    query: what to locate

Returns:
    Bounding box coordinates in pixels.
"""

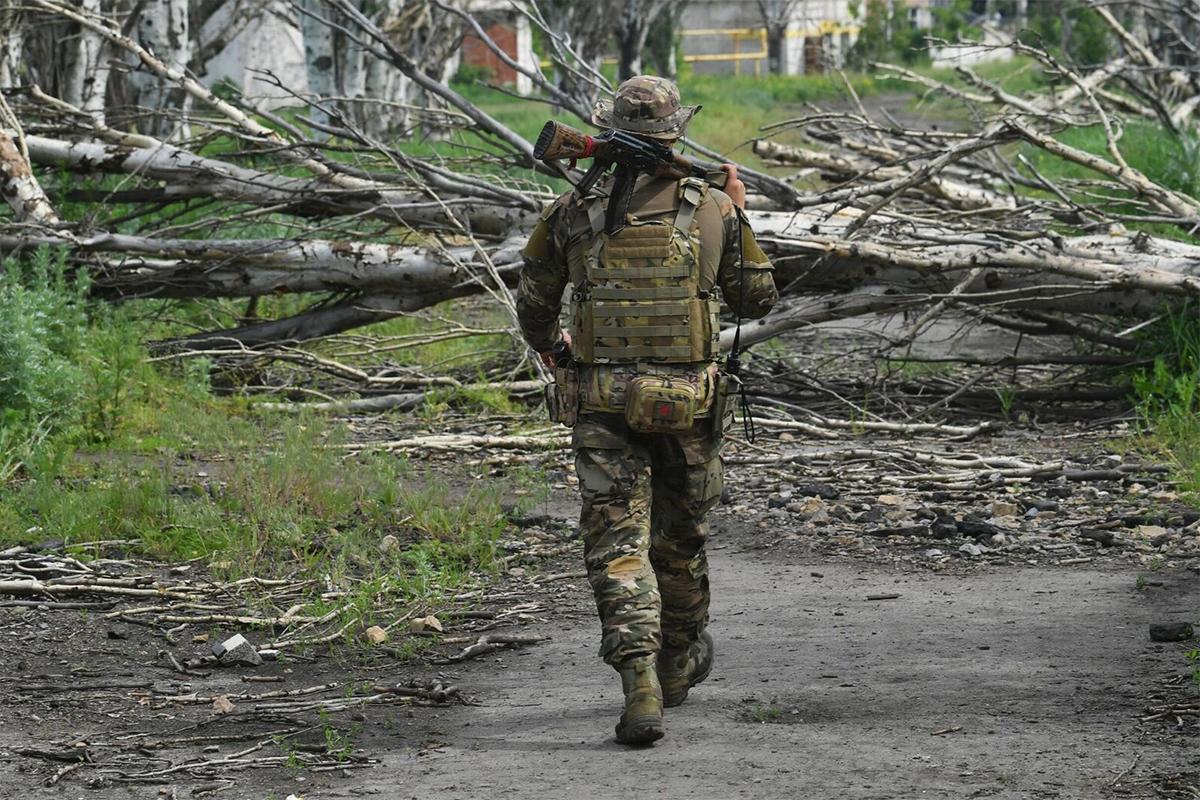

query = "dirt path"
[3,417,1198,798]
[335,515,1197,800]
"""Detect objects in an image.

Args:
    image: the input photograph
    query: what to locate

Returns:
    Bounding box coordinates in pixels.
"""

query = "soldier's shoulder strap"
[674,176,708,236]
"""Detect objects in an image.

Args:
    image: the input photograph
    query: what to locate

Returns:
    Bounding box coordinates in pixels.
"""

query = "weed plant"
[0,251,543,648]
[1133,301,1200,499]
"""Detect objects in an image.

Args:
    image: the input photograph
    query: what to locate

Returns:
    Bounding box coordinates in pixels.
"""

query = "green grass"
[0,253,548,649]
[1132,302,1200,500]
[1020,121,1200,208]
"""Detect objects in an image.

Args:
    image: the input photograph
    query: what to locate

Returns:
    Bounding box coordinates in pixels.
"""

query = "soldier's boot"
[659,631,714,708]
[614,656,664,745]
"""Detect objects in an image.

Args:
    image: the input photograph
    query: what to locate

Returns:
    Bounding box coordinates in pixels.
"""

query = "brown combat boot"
[614,656,664,745]
[659,631,714,708]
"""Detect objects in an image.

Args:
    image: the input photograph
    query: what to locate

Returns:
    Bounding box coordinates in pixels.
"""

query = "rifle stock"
[534,121,728,190]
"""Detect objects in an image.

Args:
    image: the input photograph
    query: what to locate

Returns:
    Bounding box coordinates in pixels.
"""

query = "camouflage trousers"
[573,412,723,668]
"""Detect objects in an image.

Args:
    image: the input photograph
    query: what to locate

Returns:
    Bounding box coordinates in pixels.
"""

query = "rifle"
[534,120,727,234]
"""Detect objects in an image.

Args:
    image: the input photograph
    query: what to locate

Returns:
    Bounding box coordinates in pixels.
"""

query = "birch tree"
[129,0,193,136]
[63,0,109,121]
[0,0,23,89]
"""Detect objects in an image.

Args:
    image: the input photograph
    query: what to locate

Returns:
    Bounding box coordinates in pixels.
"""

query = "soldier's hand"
[540,331,572,368]
[721,164,747,210]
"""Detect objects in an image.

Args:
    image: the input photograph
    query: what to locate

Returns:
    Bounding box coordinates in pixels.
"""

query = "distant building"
[679,0,860,75]
[459,0,535,95]
[906,0,934,31]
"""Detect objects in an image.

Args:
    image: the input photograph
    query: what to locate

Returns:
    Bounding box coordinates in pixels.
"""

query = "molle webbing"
[589,286,691,300]
[573,177,718,365]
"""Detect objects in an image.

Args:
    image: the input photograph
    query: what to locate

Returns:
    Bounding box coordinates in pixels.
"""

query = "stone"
[930,516,959,539]
[364,625,388,645]
[991,501,1019,517]
[876,494,904,506]
[767,492,792,509]
[786,497,827,520]
[409,615,443,634]
[211,695,236,715]
[211,633,262,667]
[958,542,986,557]
[378,534,400,553]
[1149,622,1194,642]
[958,518,1004,539]
[794,482,839,500]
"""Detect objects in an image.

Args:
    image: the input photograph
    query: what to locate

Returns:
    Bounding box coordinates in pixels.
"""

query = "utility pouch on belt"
[624,375,697,433]
[710,372,739,438]
[550,365,580,427]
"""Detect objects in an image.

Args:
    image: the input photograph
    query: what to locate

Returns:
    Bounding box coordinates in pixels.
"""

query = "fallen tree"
[0,0,1197,406]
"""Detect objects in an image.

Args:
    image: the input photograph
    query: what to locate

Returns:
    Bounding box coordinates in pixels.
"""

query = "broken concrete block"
[211,633,263,667]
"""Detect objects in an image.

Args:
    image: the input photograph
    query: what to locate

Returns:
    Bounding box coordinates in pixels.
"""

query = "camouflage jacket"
[517,174,778,412]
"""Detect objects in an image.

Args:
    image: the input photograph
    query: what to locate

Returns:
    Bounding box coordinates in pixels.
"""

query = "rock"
[991,501,1019,517]
[1137,524,1169,538]
[787,497,827,521]
[958,518,1004,539]
[1024,507,1040,519]
[876,494,904,506]
[1080,528,1116,547]
[1149,622,1194,642]
[364,625,388,645]
[958,542,986,557]
[923,548,944,558]
[720,486,733,504]
[990,533,1007,547]
[866,524,930,538]
[409,615,443,634]
[767,493,787,509]
[930,516,958,539]
[211,695,236,715]
[794,482,839,500]
[106,628,128,640]
[1024,498,1060,512]
[211,634,262,667]
[378,534,400,553]
[857,507,886,524]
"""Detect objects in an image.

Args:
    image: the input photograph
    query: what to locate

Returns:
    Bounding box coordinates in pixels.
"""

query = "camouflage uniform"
[517,77,778,674]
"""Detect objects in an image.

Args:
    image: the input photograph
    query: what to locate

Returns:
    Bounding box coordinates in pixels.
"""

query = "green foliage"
[1019,121,1200,240]
[930,0,983,42]
[847,0,922,68]
[1020,2,1111,66]
[0,250,89,447]
[1132,302,1200,498]
[751,704,783,723]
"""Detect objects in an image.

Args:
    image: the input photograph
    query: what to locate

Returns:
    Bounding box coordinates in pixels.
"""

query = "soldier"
[517,75,778,745]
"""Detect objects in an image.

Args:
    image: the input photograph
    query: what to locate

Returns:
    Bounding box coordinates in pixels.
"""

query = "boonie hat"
[591,75,700,139]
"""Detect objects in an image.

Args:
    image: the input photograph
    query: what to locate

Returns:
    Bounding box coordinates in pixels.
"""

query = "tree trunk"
[299,0,336,134]
[0,129,60,223]
[767,24,785,74]
[64,0,108,122]
[0,0,23,89]
[129,0,192,137]
[616,13,647,81]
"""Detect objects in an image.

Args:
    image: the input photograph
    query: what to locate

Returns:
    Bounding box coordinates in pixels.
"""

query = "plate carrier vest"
[571,177,721,365]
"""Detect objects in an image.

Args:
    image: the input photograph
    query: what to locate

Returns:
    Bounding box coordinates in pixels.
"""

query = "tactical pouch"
[624,375,697,433]
[551,365,580,427]
[710,372,739,438]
